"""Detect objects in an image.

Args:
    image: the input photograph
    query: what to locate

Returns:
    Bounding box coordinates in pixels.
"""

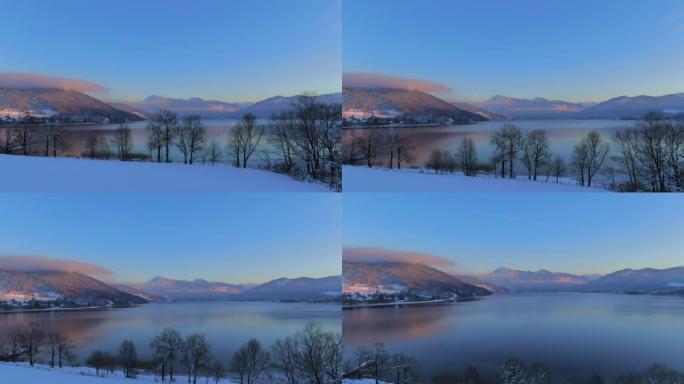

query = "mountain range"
[342,88,487,122]
[343,89,684,121]
[464,266,684,294]
[0,270,342,306]
[0,88,142,122]
[0,269,146,305]
[127,93,341,119]
[343,261,490,297]
[0,88,341,122]
[129,275,342,302]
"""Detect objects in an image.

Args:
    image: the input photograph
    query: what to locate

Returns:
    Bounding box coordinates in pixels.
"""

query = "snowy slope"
[343,166,608,192]
[0,155,328,192]
[0,363,236,384]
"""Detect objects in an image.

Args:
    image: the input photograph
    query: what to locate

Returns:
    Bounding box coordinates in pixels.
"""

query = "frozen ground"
[0,155,328,192]
[343,166,609,192]
[0,363,236,383]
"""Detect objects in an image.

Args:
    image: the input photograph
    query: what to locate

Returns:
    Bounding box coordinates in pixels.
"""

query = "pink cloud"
[343,246,455,267]
[0,255,112,276]
[343,72,452,94]
[0,72,108,93]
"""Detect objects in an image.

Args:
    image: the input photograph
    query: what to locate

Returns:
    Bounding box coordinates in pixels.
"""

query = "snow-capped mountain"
[0,270,147,305]
[130,277,246,301]
[579,267,684,293]
[343,88,487,122]
[129,275,341,302]
[343,261,490,297]
[451,102,505,120]
[478,267,599,291]
[0,88,142,122]
[579,93,684,118]
[475,95,586,119]
[239,275,342,301]
[236,92,341,118]
[129,95,246,118]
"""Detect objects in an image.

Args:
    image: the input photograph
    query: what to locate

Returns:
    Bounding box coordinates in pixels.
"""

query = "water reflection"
[0,302,340,364]
[343,293,684,383]
[343,119,636,170]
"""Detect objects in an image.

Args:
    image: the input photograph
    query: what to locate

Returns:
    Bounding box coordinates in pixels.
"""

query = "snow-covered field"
[343,166,609,192]
[0,155,328,192]
[0,363,236,384]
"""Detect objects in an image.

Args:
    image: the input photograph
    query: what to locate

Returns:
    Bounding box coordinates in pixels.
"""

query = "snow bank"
[0,155,328,192]
[0,363,235,383]
[343,166,608,192]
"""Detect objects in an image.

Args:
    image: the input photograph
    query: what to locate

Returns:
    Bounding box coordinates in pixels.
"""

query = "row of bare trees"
[146,109,207,164]
[612,112,684,191]
[0,322,342,384]
[0,322,76,368]
[343,130,415,169]
[270,96,342,190]
[1,113,72,157]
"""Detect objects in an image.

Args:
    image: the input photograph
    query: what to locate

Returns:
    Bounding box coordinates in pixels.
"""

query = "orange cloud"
[0,255,112,276]
[343,246,455,267]
[343,72,452,94]
[0,72,107,93]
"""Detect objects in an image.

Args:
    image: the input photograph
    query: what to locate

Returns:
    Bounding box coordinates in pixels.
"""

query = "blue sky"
[0,0,341,102]
[0,194,341,284]
[343,194,684,275]
[343,0,684,102]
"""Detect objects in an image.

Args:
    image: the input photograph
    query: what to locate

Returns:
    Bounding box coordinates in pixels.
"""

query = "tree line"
[0,96,342,190]
[343,112,684,192]
[1,322,342,384]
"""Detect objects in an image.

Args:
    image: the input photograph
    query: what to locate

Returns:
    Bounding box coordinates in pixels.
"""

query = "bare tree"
[47,333,75,368]
[572,140,589,186]
[16,113,36,156]
[231,338,270,384]
[457,137,478,176]
[521,129,549,180]
[176,115,206,164]
[576,131,609,187]
[229,113,264,168]
[613,129,641,190]
[296,322,329,384]
[146,121,164,162]
[272,336,299,384]
[151,328,184,382]
[491,124,523,178]
[210,360,225,384]
[496,358,528,384]
[549,154,567,183]
[119,339,138,378]
[322,332,343,383]
[271,111,297,171]
[203,139,222,166]
[152,108,178,162]
[19,322,44,366]
[87,350,107,375]
[385,134,415,169]
[112,124,133,161]
[181,334,211,384]
[391,353,420,384]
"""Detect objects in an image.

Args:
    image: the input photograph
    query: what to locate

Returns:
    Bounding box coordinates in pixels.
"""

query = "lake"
[343,119,637,172]
[62,118,278,164]
[0,301,340,364]
[343,292,684,383]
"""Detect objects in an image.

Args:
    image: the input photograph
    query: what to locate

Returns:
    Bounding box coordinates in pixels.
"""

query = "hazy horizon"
[1,0,341,102]
[344,0,684,103]
[0,194,341,284]
[343,194,684,275]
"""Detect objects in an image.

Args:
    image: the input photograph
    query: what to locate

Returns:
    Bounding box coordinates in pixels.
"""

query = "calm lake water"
[63,119,277,164]
[343,119,637,172]
[0,302,340,364]
[343,292,684,383]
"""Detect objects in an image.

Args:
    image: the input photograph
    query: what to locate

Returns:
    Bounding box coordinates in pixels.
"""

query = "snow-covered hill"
[343,166,608,192]
[0,155,328,192]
